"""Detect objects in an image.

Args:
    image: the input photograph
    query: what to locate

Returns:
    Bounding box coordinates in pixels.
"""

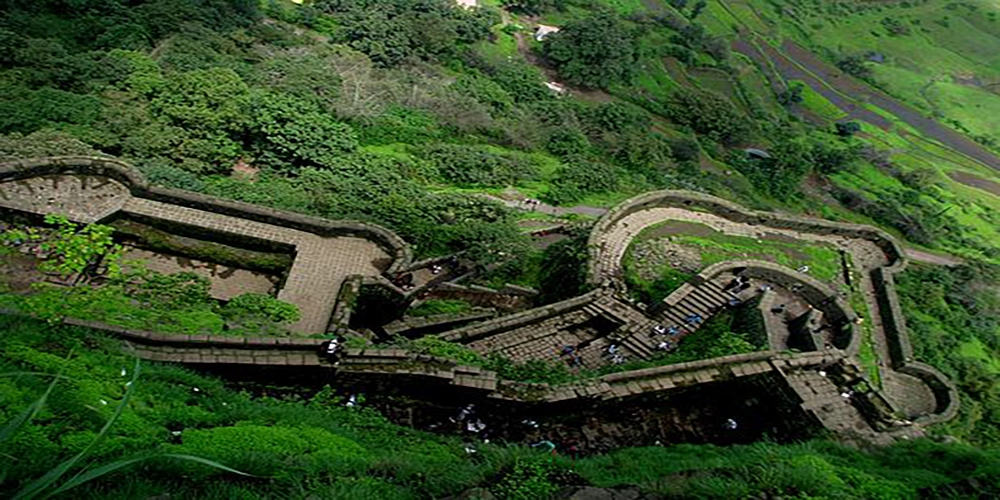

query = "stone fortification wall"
[0,157,412,273]
[870,268,959,424]
[587,190,907,285]
[870,268,913,366]
[585,191,955,426]
[436,289,603,343]
[423,282,537,312]
[688,260,859,352]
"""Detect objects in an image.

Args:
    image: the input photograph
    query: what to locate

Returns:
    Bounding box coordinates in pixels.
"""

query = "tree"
[836,54,873,81]
[778,82,805,106]
[501,0,567,16]
[732,139,812,198]
[248,92,358,170]
[322,0,496,67]
[152,67,250,132]
[32,214,124,282]
[811,140,861,175]
[663,88,751,145]
[150,67,251,170]
[668,138,701,163]
[537,225,591,304]
[835,121,862,137]
[690,0,707,19]
[542,13,639,89]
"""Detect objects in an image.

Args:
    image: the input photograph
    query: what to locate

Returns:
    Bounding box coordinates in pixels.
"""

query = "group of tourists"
[606,343,626,364]
[561,345,583,367]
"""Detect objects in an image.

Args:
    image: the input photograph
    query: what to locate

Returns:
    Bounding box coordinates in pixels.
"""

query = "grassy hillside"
[2,315,999,499]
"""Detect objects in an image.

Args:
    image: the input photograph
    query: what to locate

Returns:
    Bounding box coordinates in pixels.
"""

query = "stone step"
[582,303,605,318]
[676,300,710,319]
[684,294,717,316]
[661,309,689,330]
[621,333,654,359]
[697,283,730,303]
[695,284,730,304]
[688,290,725,311]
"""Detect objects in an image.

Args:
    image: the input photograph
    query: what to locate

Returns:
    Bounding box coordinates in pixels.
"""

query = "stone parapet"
[587,190,907,285]
[0,156,412,273]
[437,289,604,343]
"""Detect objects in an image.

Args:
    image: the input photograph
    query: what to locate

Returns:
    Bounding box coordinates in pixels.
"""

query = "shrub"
[663,88,752,145]
[545,157,620,205]
[221,293,300,328]
[420,144,540,187]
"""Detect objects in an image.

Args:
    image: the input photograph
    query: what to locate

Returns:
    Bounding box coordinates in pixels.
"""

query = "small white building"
[455,0,478,9]
[534,25,560,42]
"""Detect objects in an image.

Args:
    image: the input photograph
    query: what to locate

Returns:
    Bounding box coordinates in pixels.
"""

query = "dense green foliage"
[5,316,997,498]
[542,12,639,89]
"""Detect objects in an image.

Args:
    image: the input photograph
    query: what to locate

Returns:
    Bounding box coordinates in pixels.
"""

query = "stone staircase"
[617,280,735,360]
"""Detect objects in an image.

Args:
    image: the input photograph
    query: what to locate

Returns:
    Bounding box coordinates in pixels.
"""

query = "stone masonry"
[0,158,409,334]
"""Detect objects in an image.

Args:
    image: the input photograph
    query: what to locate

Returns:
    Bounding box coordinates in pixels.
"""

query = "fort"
[0,156,957,445]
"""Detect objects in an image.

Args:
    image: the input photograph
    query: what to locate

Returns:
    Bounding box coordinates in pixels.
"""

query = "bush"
[663,88,751,145]
[545,157,620,205]
[221,293,300,328]
[420,143,540,187]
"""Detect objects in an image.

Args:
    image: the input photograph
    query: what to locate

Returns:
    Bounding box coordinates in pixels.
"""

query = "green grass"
[958,338,1000,374]
[849,288,882,388]
[475,21,520,64]
[790,79,848,120]
[408,299,474,318]
[631,221,844,283]
[737,0,1000,151]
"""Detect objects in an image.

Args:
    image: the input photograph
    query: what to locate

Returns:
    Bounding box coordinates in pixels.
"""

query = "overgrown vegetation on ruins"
[2,0,1000,497]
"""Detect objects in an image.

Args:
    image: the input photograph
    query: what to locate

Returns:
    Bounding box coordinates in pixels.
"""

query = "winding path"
[490,193,961,267]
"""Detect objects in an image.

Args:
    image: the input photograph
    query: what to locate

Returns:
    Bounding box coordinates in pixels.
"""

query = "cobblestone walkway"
[593,207,888,283]
[122,198,389,334]
[0,174,391,334]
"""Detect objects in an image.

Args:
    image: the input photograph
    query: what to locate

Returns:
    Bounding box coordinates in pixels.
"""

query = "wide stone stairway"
[612,278,736,360]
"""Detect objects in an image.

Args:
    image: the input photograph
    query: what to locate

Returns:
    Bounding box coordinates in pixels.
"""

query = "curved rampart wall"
[589,191,956,425]
[871,268,959,424]
[587,190,907,285]
[0,157,413,273]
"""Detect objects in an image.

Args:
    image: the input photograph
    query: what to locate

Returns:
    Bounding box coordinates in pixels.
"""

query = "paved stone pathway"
[0,175,129,223]
[0,174,391,334]
[593,207,871,283]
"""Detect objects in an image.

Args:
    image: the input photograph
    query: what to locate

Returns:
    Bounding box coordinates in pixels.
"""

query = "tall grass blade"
[0,372,70,379]
[13,359,141,500]
[159,454,254,477]
[41,454,250,498]
[0,371,61,444]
